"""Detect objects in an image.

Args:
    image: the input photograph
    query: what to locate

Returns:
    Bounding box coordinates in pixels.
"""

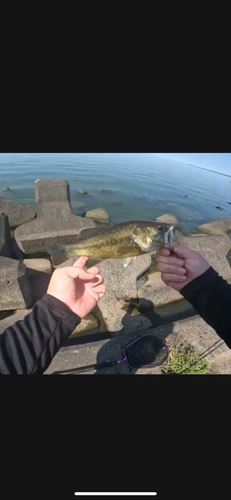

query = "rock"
[0,196,36,229]
[78,190,88,195]
[0,187,10,192]
[97,254,152,332]
[0,257,32,311]
[85,208,110,224]
[195,218,231,236]
[69,313,99,337]
[155,213,178,225]
[215,206,224,210]
[177,234,231,280]
[0,213,14,258]
[14,180,95,255]
[23,258,52,304]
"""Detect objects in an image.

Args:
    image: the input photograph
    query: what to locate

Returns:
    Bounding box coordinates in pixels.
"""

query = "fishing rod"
[171,338,225,375]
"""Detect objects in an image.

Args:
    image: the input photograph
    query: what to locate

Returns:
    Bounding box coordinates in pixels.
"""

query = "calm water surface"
[1,153,231,233]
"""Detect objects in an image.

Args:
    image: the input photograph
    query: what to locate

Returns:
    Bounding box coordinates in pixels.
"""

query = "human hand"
[156,245,210,291]
[47,256,106,318]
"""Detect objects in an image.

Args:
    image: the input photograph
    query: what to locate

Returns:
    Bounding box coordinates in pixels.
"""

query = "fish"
[47,220,177,267]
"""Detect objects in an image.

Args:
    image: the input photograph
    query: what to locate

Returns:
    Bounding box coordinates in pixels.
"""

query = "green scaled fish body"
[47,220,176,266]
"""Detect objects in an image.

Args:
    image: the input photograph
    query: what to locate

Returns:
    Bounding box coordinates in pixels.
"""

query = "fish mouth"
[164,226,176,246]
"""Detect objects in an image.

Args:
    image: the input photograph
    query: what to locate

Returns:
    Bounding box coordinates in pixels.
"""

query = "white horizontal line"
[74,494,157,496]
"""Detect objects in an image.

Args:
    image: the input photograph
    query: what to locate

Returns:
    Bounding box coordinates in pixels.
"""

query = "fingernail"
[180,276,187,280]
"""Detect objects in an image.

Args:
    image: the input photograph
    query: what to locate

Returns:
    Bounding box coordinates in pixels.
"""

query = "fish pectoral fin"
[84,258,102,269]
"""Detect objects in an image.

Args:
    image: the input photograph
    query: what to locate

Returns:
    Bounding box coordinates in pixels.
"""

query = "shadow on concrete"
[93,305,175,375]
[63,297,196,348]
[60,298,197,375]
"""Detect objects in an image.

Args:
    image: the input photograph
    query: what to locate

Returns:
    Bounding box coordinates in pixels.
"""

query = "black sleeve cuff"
[180,267,220,301]
[39,294,81,328]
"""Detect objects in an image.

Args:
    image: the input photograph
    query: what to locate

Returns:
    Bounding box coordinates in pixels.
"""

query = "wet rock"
[0,196,36,228]
[14,180,95,255]
[215,206,224,210]
[23,258,52,304]
[0,257,32,311]
[0,187,10,192]
[85,208,110,224]
[195,218,231,236]
[0,213,14,258]
[155,213,178,225]
[78,190,88,195]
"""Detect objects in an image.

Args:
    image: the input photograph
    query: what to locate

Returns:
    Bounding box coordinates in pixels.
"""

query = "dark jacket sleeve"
[180,267,231,349]
[0,294,81,374]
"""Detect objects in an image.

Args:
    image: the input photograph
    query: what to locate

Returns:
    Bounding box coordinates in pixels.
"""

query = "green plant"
[162,345,210,375]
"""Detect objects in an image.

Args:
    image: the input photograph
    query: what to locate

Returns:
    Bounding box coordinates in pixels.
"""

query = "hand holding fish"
[47,256,106,318]
[156,246,210,291]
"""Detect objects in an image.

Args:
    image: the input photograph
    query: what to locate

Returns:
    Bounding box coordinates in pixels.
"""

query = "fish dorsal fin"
[76,226,109,241]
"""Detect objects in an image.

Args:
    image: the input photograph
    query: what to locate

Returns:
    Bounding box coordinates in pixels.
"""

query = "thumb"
[173,245,194,259]
[73,256,89,268]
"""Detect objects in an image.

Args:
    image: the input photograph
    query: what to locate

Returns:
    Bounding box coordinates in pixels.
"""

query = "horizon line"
[187,163,231,178]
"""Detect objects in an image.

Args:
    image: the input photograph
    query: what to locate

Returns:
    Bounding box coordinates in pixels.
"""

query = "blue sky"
[154,153,231,175]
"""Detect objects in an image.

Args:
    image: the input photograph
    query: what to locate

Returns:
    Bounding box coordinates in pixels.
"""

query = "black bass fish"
[47,220,176,266]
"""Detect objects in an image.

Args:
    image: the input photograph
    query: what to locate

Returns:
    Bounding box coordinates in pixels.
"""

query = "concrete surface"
[97,254,152,331]
[0,308,31,334]
[45,314,231,375]
[14,180,95,255]
[195,218,231,236]
[0,213,14,258]
[0,196,35,228]
[0,257,32,310]
[23,258,52,304]
[138,272,183,307]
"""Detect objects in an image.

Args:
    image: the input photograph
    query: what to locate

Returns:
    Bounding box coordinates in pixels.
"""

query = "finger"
[161,273,187,283]
[157,263,186,275]
[66,267,95,281]
[158,248,171,257]
[156,255,184,267]
[91,284,105,294]
[91,274,103,286]
[87,286,106,301]
[73,256,89,268]
[173,246,195,259]
[86,266,100,276]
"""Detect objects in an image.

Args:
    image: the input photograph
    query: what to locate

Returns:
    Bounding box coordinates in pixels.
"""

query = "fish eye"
[158,226,163,230]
